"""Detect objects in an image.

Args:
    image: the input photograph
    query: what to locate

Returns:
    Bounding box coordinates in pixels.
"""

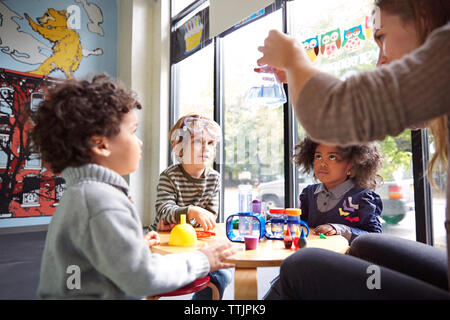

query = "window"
[289,0,416,241]
[222,10,283,220]
[172,0,199,17]
[172,44,214,120]
[169,0,435,244]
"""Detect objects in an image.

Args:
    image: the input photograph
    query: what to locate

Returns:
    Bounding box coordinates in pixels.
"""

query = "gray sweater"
[37,164,210,299]
[296,22,450,290]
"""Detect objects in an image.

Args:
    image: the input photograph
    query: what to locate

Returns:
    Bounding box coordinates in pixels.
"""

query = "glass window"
[289,0,416,241]
[172,0,199,17]
[172,44,214,121]
[222,10,283,220]
[428,128,447,250]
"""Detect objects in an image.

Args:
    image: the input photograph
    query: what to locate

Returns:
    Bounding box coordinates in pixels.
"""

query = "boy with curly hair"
[32,74,234,299]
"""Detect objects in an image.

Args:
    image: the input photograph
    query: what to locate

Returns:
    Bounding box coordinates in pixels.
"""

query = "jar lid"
[269,208,285,214]
[285,208,301,215]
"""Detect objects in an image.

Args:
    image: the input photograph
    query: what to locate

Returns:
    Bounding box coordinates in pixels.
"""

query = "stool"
[146,275,220,300]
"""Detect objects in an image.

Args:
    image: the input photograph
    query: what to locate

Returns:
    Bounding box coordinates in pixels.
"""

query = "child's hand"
[157,219,176,231]
[187,206,216,231]
[198,241,236,272]
[144,231,160,247]
[313,224,337,236]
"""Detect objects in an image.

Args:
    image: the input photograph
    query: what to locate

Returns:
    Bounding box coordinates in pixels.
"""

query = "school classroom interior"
[0,0,447,300]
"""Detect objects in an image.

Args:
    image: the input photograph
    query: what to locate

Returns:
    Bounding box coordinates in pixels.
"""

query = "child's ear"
[172,141,183,157]
[90,136,111,158]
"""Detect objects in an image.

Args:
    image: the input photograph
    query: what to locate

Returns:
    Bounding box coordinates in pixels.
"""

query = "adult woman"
[259,0,450,299]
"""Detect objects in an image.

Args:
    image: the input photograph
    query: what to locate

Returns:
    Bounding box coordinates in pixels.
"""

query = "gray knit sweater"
[295,22,450,290]
[37,164,210,299]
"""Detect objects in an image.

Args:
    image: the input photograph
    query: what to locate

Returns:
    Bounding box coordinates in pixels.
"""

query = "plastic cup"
[244,235,258,250]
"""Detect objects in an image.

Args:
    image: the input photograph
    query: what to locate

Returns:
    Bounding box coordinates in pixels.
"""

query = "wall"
[117,0,170,227]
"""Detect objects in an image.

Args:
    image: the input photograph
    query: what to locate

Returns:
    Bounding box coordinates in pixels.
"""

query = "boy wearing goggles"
[149,114,231,299]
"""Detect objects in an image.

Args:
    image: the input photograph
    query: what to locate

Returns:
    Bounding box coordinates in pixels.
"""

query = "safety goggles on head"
[182,117,222,142]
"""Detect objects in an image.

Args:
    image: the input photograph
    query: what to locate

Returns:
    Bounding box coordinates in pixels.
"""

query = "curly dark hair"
[293,136,383,190]
[31,74,142,173]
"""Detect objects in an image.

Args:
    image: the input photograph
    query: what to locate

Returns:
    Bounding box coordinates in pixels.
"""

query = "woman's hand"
[254,66,288,83]
[257,29,308,71]
[257,29,319,106]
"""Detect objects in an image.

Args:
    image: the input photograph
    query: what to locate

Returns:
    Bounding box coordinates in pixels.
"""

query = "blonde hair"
[428,117,448,189]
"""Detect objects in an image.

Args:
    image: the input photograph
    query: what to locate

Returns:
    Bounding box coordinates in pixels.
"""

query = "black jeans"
[264,233,450,299]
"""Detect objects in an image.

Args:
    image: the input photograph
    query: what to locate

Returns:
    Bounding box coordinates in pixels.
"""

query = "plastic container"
[238,184,253,212]
[265,208,286,239]
[244,235,258,250]
[226,212,266,242]
[285,208,302,235]
[246,65,287,108]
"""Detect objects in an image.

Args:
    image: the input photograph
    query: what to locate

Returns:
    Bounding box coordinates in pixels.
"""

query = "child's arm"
[333,192,383,242]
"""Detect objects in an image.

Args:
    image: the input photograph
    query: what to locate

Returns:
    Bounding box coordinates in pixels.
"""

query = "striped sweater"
[149,163,220,230]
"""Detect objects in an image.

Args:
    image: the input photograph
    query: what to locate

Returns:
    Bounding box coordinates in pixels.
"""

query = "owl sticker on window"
[342,25,366,52]
[320,28,341,59]
[302,36,319,62]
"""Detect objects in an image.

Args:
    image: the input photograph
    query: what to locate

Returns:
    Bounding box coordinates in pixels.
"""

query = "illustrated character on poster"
[302,35,319,62]
[342,24,366,52]
[184,15,203,52]
[24,9,83,79]
[320,28,341,59]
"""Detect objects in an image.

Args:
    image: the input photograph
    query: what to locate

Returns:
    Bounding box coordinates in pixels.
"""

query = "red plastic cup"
[244,235,258,250]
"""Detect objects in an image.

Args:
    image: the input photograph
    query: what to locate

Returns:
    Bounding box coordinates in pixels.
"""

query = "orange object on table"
[195,230,216,239]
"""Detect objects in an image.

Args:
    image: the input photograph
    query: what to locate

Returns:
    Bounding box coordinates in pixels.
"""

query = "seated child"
[148,114,232,300]
[294,136,383,243]
[32,74,234,299]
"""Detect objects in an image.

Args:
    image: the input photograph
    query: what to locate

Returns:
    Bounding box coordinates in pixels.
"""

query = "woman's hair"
[31,74,142,173]
[374,0,449,187]
[293,137,383,190]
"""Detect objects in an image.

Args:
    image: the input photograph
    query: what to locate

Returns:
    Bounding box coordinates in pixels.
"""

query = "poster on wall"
[0,0,117,228]
[171,7,210,64]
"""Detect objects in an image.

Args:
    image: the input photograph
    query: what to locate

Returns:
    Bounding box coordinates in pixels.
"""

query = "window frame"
[169,0,433,244]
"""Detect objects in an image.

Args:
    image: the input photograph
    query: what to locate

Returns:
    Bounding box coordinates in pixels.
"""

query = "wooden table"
[151,223,349,300]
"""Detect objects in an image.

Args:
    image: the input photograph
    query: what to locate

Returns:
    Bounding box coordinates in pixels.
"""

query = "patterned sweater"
[149,163,220,230]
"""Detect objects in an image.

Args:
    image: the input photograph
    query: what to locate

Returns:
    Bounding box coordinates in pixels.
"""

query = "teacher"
[258,0,450,299]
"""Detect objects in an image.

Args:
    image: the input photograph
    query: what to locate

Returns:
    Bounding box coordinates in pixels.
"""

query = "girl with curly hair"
[294,136,383,243]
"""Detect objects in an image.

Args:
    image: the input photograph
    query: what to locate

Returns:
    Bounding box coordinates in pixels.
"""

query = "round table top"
[151,223,349,268]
